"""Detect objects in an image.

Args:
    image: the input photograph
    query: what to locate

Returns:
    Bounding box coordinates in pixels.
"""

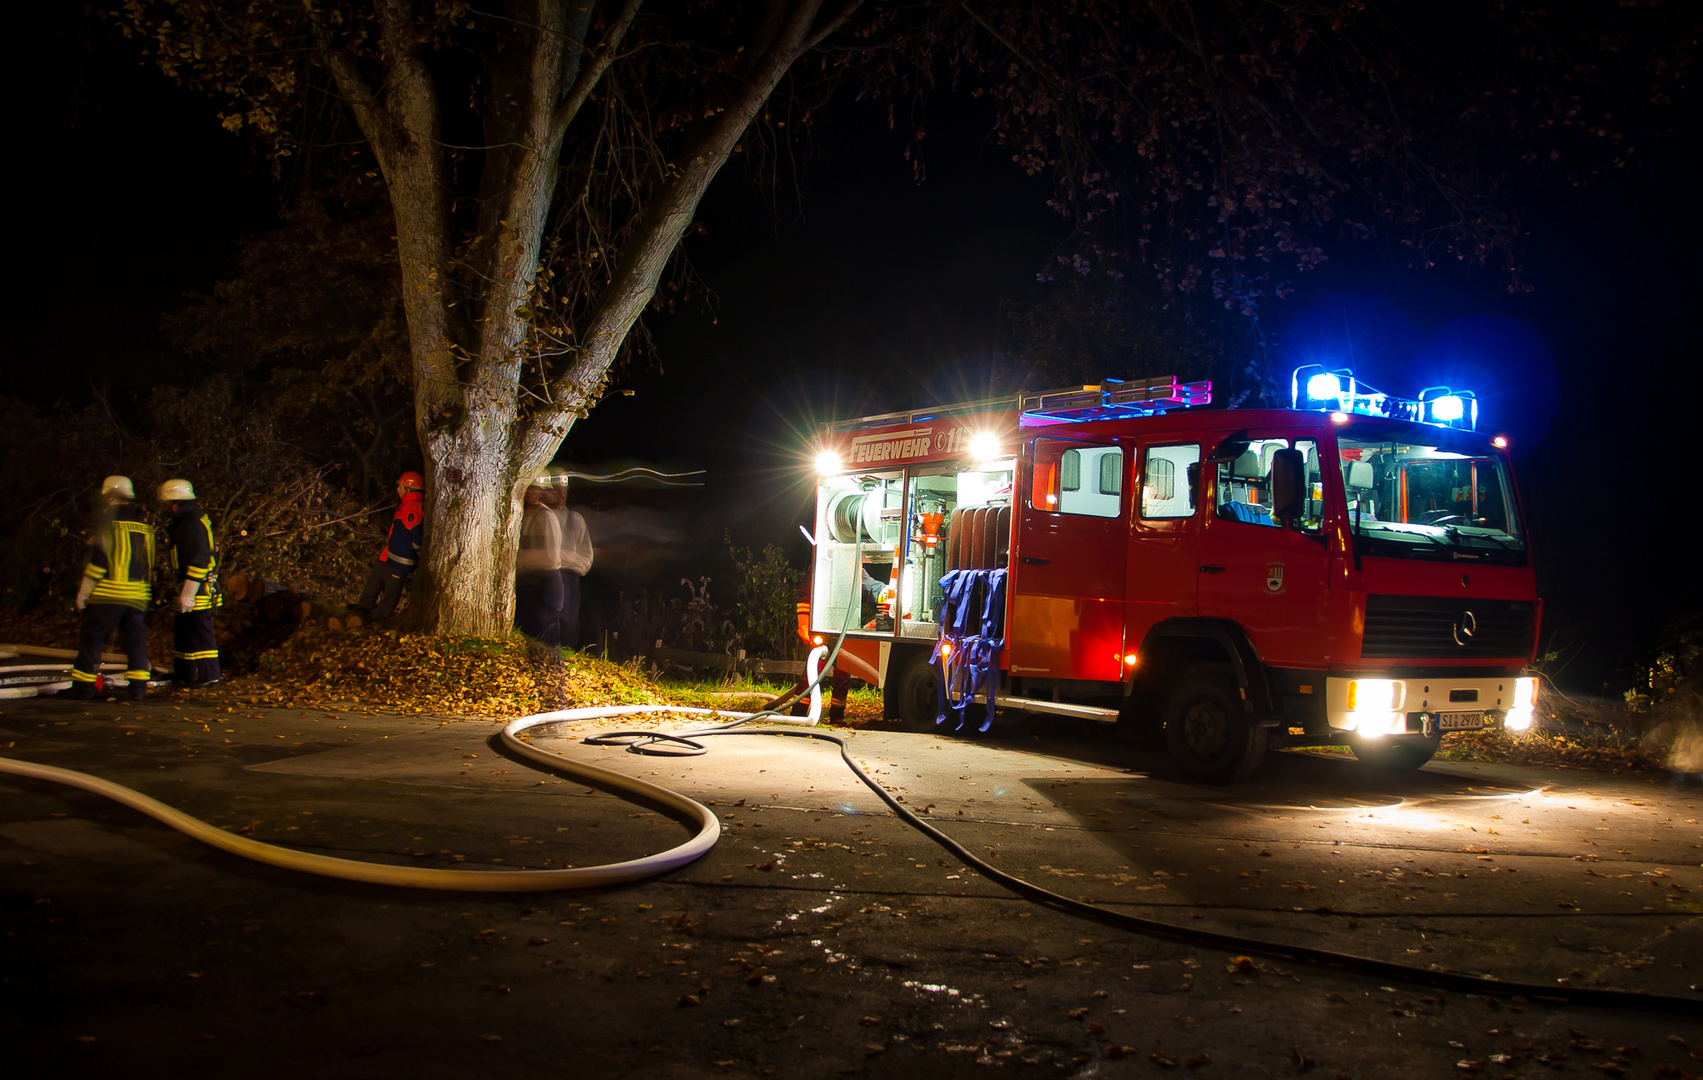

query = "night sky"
[14,4,1701,691]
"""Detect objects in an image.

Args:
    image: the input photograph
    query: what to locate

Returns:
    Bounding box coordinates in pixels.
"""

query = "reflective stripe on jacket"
[167,501,221,611]
[85,505,155,609]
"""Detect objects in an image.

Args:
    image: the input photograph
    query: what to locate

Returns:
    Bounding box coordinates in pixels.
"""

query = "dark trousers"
[172,610,220,685]
[73,604,150,686]
[789,666,852,722]
[356,562,409,621]
[516,570,563,645]
[557,570,582,651]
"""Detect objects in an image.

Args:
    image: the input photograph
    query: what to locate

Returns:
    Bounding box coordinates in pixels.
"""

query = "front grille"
[1362,595,1534,660]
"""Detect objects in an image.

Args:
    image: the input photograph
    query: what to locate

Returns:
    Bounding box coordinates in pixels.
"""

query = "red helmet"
[398,471,424,492]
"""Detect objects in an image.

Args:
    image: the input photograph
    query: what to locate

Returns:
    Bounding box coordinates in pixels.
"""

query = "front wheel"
[883,648,939,731]
[1163,665,1268,784]
[1347,731,1440,772]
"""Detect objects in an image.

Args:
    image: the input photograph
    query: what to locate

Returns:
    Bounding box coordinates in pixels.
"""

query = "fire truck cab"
[808,371,1539,783]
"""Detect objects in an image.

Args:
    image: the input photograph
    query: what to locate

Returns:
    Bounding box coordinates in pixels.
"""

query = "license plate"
[1439,711,1486,731]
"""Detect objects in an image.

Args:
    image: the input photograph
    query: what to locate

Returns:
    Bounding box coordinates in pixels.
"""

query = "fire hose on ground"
[0,641,1695,1015]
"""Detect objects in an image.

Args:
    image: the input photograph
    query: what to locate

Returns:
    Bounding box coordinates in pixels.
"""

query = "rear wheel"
[1347,731,1440,772]
[883,648,939,730]
[1163,665,1268,784]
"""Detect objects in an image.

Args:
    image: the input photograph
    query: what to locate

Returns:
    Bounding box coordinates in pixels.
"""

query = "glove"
[177,579,199,614]
[75,578,94,611]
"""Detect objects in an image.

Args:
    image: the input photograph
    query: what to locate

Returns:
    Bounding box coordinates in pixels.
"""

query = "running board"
[996,696,1120,724]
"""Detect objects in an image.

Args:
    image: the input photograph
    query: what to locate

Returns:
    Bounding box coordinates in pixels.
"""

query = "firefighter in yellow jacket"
[159,479,221,688]
[67,475,155,700]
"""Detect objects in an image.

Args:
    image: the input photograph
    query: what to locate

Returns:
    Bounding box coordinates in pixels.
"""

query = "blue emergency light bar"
[1290,365,1478,430]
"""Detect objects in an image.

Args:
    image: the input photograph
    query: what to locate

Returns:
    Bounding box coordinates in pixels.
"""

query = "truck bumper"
[1323,675,1536,737]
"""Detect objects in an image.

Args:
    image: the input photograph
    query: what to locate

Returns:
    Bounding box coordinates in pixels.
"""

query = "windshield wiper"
[1442,525,1521,552]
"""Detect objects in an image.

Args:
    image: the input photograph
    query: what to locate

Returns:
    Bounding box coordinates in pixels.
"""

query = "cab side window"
[1031,439,1124,518]
[1215,436,1324,531]
[1141,444,1201,519]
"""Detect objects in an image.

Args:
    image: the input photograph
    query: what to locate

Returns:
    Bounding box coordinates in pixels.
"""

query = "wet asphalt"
[2,691,1700,1078]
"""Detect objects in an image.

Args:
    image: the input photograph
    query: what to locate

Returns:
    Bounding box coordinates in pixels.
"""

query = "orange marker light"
[1492,435,1508,449]
[1330,411,1349,424]
[1123,654,1139,666]
[940,642,953,658]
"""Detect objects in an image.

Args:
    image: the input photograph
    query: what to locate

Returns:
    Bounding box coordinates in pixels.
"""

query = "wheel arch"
[1133,619,1276,717]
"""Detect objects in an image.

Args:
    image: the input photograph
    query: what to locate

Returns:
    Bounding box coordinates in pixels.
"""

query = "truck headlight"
[1512,677,1537,709]
[1347,679,1400,712]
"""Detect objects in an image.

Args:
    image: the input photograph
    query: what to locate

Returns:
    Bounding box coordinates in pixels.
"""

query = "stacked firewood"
[214,571,315,647]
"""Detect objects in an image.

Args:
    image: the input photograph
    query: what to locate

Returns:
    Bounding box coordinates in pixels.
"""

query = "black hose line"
[592,722,1698,1016]
[583,534,1694,1013]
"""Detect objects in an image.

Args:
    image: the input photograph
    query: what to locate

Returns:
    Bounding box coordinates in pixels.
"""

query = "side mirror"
[1205,430,1251,464]
[1271,448,1304,525]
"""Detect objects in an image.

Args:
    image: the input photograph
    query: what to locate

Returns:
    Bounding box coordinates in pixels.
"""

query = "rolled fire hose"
[0,654,127,698]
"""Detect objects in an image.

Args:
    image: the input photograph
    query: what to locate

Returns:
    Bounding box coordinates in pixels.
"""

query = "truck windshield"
[1338,434,1526,565]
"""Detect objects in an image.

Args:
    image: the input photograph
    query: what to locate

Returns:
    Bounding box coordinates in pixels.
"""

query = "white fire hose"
[0,645,828,892]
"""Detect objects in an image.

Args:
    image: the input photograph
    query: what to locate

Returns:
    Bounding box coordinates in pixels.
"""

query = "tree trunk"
[413,424,531,637]
[318,0,848,637]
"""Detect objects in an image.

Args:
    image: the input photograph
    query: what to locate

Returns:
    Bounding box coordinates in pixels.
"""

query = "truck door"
[1009,436,1128,681]
[1196,432,1330,667]
[1127,440,1204,646]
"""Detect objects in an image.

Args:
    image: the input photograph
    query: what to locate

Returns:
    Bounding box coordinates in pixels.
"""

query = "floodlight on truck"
[969,431,1003,461]
[815,449,843,475]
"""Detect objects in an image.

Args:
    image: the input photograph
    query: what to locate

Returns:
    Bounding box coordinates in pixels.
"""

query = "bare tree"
[123,0,862,634]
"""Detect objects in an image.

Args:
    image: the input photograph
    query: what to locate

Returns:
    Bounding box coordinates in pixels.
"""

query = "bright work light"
[1307,372,1343,401]
[1430,395,1465,422]
[969,431,1002,461]
[815,450,842,475]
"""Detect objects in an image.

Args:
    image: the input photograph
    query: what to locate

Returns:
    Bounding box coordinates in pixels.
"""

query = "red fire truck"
[807,370,1540,782]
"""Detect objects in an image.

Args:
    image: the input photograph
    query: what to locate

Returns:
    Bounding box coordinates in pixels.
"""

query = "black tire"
[883,648,940,730]
[1162,665,1268,784]
[1347,731,1440,772]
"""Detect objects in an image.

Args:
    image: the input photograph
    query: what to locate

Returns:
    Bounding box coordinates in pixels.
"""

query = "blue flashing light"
[1292,368,1481,430]
[1418,385,1478,430]
[1307,372,1344,401]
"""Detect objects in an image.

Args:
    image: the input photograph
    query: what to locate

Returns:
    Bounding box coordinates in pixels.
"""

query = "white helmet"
[158,479,196,501]
[100,475,135,500]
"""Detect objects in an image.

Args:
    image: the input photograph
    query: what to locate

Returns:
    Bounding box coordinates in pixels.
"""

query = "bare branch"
[550,0,645,143]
